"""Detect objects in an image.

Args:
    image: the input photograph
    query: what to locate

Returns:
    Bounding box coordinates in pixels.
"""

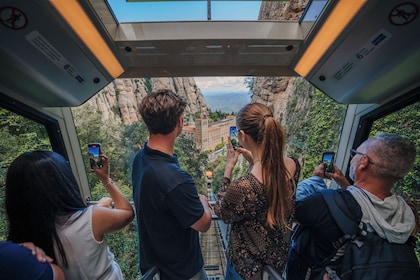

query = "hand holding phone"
[229,126,241,150]
[322,152,335,173]
[88,143,103,170]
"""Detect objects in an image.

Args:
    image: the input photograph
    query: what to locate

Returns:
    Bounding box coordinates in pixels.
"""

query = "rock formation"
[83,77,208,125]
[252,0,311,126]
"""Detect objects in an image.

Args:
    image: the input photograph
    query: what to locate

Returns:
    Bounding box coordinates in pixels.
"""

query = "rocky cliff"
[253,0,311,127]
[84,77,208,125]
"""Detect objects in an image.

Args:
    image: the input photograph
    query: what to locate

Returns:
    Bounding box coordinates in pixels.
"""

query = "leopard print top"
[214,157,300,280]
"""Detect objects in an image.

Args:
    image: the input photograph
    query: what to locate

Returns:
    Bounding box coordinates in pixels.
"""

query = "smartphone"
[88,143,103,169]
[322,152,335,173]
[229,126,241,150]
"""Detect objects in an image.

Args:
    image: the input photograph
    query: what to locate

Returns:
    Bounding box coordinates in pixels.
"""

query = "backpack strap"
[320,190,360,236]
[307,190,361,268]
[316,190,363,280]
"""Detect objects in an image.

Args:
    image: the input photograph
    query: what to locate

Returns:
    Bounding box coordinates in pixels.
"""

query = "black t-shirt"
[295,189,362,263]
[132,143,205,279]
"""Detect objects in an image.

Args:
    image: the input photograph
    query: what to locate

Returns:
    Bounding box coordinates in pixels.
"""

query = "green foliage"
[106,222,140,279]
[0,108,53,240]
[89,180,133,202]
[207,155,227,195]
[120,121,149,183]
[0,109,52,168]
[175,135,209,194]
[208,109,230,122]
[144,78,152,93]
[244,77,255,94]
[285,85,347,179]
[72,105,125,188]
[207,149,250,195]
[214,141,226,151]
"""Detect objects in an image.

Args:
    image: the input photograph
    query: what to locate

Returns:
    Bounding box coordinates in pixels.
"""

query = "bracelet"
[103,180,114,188]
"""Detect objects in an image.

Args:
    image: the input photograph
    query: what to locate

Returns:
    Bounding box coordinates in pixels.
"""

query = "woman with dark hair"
[5,150,134,279]
[214,103,300,280]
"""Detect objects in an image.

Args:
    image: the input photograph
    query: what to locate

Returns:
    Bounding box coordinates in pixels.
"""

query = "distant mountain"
[203,91,251,113]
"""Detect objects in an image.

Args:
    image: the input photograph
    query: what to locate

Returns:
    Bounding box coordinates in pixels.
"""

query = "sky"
[107,0,261,94]
[194,77,249,94]
[108,1,262,22]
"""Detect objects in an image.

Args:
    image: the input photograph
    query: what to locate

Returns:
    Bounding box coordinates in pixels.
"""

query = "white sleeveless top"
[55,206,123,279]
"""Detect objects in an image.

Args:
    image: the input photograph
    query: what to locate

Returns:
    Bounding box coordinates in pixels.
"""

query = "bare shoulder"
[284,156,297,174]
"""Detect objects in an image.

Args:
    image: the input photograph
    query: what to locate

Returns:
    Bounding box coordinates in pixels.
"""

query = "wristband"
[103,180,114,188]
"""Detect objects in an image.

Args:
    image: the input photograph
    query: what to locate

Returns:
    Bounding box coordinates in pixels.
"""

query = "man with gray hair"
[346,133,416,242]
[286,132,419,279]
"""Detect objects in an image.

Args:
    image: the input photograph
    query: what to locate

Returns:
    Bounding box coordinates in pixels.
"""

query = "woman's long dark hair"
[5,150,87,267]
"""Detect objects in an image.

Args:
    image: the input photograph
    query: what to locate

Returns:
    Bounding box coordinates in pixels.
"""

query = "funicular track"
[200,183,228,279]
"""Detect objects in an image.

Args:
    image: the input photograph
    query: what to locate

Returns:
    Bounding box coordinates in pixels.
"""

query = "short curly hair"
[139,89,187,135]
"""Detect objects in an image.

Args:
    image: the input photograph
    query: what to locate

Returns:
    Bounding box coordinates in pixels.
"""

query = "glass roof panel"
[107,0,262,23]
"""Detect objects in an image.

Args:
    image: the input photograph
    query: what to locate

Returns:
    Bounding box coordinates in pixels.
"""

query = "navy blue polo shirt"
[132,143,205,279]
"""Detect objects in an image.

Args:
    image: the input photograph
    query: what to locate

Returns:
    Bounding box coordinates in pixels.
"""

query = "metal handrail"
[141,266,160,280]
[262,265,284,280]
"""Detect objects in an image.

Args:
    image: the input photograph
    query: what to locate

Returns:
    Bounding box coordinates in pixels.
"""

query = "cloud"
[194,77,249,94]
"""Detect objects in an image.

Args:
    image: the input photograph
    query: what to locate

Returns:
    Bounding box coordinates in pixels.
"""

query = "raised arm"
[91,155,135,241]
[313,163,351,189]
[224,136,241,179]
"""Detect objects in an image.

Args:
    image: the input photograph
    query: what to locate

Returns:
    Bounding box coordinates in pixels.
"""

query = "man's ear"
[177,116,183,127]
[359,156,370,170]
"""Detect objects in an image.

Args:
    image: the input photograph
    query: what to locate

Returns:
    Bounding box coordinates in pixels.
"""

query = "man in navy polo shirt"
[132,89,212,280]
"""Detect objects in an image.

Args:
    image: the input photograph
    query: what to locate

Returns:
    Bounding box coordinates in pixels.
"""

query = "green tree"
[0,108,53,240]
[208,109,230,122]
[244,77,255,94]
[119,121,149,184]
[175,135,209,194]
[285,88,347,179]
[208,149,249,195]
[71,105,126,195]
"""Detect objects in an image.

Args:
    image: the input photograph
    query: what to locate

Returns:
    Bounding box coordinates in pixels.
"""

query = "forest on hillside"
[0,90,419,278]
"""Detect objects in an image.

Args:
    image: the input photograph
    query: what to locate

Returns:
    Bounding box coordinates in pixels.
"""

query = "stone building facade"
[183,116,236,151]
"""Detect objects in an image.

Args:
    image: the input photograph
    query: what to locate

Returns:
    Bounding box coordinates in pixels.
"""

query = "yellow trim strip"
[294,0,366,77]
[50,0,124,78]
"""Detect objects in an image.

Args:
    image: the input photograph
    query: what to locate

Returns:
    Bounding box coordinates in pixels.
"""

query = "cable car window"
[0,106,52,240]
[369,100,420,201]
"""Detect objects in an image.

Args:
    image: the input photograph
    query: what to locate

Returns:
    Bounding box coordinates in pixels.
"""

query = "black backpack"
[286,189,420,280]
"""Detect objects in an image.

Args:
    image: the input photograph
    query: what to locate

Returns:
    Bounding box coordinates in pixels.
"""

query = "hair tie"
[263,114,272,121]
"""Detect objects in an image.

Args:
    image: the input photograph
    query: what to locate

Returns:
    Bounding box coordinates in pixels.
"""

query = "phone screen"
[322,152,335,173]
[88,143,103,169]
[229,126,241,150]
